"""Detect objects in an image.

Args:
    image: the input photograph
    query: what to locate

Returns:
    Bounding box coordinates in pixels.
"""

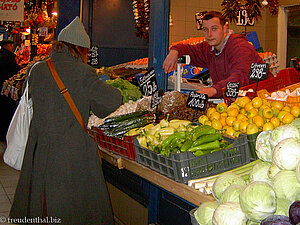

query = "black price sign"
[186,91,208,111]
[87,46,99,67]
[151,89,164,109]
[249,63,269,81]
[225,82,240,98]
[138,68,158,97]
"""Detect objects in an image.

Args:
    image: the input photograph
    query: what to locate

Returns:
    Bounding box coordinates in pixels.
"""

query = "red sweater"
[171,34,267,97]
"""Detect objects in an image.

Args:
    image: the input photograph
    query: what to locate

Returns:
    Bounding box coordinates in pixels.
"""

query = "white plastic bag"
[3,81,33,170]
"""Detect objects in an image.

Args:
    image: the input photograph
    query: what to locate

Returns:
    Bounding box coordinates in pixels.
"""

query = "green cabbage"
[239,181,277,222]
[219,184,244,204]
[272,137,300,170]
[297,161,300,184]
[269,124,300,148]
[250,160,272,184]
[274,198,290,216]
[291,118,300,130]
[272,170,300,203]
[255,131,273,162]
[194,201,218,225]
[268,163,281,179]
[212,202,247,225]
[212,172,246,201]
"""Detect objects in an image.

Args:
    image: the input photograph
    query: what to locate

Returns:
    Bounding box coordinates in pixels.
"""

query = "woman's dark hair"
[203,11,228,26]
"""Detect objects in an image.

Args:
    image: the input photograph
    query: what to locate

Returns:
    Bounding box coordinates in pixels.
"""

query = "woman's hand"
[163,50,179,73]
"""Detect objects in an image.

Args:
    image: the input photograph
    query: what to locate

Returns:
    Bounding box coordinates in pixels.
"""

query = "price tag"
[87,46,99,67]
[186,91,208,111]
[225,82,240,98]
[151,89,163,109]
[249,63,269,81]
[138,68,158,97]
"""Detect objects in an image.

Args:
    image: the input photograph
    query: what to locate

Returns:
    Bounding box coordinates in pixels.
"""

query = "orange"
[246,123,259,135]
[232,120,242,131]
[282,113,295,124]
[204,120,212,126]
[221,112,228,117]
[240,108,247,116]
[237,96,251,108]
[227,107,239,117]
[210,111,221,121]
[247,108,258,118]
[237,113,248,121]
[216,102,228,113]
[244,102,254,112]
[228,103,239,110]
[225,127,236,137]
[252,97,263,108]
[240,121,250,133]
[262,107,273,119]
[291,105,300,118]
[270,117,280,128]
[211,119,222,130]
[271,101,284,111]
[220,116,227,127]
[198,115,209,125]
[226,116,236,126]
[277,110,289,122]
[263,122,274,131]
[206,107,216,118]
[282,105,291,113]
[253,115,265,128]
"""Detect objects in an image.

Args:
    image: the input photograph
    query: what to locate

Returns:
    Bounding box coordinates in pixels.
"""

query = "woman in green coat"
[10,17,122,224]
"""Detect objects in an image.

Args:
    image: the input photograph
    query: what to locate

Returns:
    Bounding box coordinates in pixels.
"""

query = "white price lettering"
[188,98,204,108]
[181,167,189,178]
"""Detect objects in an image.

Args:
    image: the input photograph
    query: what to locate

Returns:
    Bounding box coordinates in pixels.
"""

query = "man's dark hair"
[203,11,228,26]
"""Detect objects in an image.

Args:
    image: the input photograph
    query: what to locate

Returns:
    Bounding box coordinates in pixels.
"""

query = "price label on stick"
[249,63,269,81]
[225,82,240,98]
[151,89,164,109]
[138,68,158,97]
[186,91,208,111]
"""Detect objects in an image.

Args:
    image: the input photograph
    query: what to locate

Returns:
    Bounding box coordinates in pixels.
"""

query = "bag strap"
[46,58,87,133]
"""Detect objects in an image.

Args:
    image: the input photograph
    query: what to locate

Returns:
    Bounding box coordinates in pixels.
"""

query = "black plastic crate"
[189,208,200,225]
[134,134,251,184]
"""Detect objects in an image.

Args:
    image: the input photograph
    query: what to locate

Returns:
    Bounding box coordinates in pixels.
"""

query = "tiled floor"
[0,141,20,220]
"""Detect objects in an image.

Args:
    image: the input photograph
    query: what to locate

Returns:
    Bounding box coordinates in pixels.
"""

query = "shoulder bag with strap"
[46,58,102,162]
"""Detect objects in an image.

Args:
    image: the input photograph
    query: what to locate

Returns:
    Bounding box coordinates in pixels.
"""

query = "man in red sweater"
[163,11,268,97]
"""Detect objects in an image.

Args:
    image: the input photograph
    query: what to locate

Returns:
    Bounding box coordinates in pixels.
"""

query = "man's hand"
[163,50,179,73]
[197,87,217,97]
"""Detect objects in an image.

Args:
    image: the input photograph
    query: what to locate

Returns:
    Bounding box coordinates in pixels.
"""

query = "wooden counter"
[99,148,214,206]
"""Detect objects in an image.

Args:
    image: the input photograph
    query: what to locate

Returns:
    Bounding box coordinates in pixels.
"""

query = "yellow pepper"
[148,124,161,136]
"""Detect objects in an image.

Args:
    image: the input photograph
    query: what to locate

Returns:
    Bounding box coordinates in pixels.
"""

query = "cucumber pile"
[99,111,154,138]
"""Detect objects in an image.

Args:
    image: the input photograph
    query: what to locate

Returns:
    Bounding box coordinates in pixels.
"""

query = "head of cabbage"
[272,170,300,203]
[297,160,300,184]
[269,124,300,149]
[239,181,277,222]
[219,184,244,204]
[250,160,272,184]
[212,202,247,225]
[272,137,300,170]
[212,172,246,201]
[274,198,291,217]
[255,131,273,162]
[193,201,218,225]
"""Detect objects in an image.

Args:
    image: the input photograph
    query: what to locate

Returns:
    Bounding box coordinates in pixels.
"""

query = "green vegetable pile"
[106,78,142,103]
[137,119,232,157]
[99,111,153,138]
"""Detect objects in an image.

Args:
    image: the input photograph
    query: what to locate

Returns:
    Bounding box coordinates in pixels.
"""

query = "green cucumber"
[104,111,149,123]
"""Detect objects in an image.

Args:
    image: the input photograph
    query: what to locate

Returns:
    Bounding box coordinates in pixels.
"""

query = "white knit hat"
[58,16,90,49]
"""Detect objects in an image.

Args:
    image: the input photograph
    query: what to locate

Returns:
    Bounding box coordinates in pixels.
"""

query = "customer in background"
[0,39,20,141]
[163,11,272,97]
[10,17,122,224]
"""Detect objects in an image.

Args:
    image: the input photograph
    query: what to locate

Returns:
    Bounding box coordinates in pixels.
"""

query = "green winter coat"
[10,44,122,224]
